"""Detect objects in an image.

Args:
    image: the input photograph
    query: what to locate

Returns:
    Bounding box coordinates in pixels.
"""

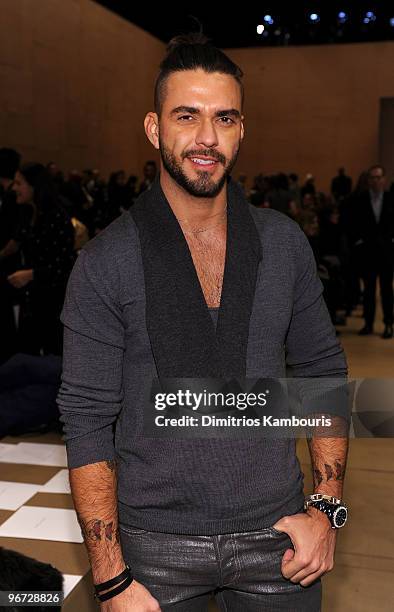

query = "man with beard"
[58,34,348,611]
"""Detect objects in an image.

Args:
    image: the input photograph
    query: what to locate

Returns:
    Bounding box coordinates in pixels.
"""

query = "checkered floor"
[0,432,96,610]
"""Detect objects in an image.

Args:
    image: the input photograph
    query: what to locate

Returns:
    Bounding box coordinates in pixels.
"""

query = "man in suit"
[353,165,394,338]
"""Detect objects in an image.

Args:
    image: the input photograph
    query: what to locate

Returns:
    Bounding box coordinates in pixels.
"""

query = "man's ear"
[240,116,245,142]
[144,112,160,150]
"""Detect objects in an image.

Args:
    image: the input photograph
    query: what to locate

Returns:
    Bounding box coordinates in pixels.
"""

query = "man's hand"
[100,579,161,611]
[273,508,336,586]
[7,269,33,288]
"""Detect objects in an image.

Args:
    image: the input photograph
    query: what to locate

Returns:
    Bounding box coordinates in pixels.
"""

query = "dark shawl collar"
[129,176,262,379]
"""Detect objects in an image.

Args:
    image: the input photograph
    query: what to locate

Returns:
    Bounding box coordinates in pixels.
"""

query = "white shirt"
[369,189,384,223]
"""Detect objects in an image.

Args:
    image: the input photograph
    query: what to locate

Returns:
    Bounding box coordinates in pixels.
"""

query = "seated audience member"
[298,210,344,328]
[331,167,352,204]
[137,160,157,195]
[46,161,65,193]
[77,168,105,235]
[61,169,90,219]
[319,206,347,324]
[107,170,131,222]
[249,173,268,207]
[301,173,316,197]
[264,173,296,216]
[7,163,75,355]
[301,191,316,211]
[124,174,139,209]
[288,172,301,207]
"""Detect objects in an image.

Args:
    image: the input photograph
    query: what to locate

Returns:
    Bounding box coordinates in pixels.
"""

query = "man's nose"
[195,119,218,148]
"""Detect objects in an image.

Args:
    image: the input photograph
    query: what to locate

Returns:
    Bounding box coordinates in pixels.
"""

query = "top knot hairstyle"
[154,32,244,115]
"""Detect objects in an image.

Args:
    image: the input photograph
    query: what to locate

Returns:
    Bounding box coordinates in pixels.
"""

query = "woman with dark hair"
[7,163,75,355]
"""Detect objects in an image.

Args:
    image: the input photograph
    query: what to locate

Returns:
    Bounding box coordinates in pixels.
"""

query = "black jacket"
[350,191,394,262]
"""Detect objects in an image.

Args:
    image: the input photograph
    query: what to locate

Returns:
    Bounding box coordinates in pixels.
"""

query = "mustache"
[183,149,226,164]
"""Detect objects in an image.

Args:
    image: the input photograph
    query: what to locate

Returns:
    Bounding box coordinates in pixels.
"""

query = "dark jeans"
[119,524,322,611]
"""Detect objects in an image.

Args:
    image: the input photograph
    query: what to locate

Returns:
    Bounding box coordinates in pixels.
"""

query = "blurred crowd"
[243,167,394,340]
[0,148,158,364]
[1,147,394,371]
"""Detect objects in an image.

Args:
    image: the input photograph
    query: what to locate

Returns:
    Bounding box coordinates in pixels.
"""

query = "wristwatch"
[304,493,348,529]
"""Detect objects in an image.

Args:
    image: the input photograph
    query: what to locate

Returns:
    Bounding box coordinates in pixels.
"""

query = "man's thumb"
[282,548,295,565]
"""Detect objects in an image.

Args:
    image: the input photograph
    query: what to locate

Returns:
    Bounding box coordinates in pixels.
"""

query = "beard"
[159,141,240,198]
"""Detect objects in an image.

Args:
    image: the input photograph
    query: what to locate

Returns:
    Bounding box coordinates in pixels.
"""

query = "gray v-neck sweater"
[57,206,347,535]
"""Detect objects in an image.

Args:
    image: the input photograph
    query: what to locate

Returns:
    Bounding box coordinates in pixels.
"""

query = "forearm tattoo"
[70,458,122,558]
[77,516,120,544]
[313,459,345,487]
[308,427,348,491]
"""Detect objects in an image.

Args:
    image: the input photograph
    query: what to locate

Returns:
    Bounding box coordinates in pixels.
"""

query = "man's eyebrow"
[170,107,241,119]
[170,106,200,116]
[215,109,241,119]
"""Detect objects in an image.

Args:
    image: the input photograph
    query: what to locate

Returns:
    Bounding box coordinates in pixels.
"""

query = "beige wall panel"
[2,2,394,190]
[227,42,394,191]
[0,0,163,177]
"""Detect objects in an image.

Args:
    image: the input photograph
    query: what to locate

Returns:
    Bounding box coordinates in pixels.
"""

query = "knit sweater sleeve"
[285,225,349,420]
[57,247,125,468]
[285,225,347,376]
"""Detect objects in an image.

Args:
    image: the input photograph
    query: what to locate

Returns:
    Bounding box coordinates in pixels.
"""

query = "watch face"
[333,506,348,528]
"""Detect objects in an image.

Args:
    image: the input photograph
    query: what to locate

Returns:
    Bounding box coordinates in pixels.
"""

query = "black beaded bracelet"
[94,573,133,603]
[94,565,131,594]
